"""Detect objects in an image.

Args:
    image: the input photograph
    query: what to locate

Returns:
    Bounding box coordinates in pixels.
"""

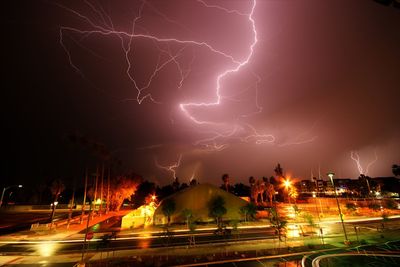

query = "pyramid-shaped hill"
[153,183,248,224]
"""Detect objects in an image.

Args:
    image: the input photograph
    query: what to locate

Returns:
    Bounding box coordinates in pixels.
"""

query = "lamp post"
[328,172,349,244]
[283,179,291,204]
[0,185,23,207]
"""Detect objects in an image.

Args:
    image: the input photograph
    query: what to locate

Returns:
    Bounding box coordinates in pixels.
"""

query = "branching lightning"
[179,0,258,125]
[58,0,319,179]
[155,154,182,180]
[350,150,378,176]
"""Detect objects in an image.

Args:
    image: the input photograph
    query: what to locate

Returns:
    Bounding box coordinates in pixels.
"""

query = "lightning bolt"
[155,154,182,180]
[58,0,317,167]
[179,0,258,125]
[350,150,378,176]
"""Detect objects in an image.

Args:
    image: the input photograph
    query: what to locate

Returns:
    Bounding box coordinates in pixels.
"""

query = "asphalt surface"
[301,240,400,267]
[0,228,277,255]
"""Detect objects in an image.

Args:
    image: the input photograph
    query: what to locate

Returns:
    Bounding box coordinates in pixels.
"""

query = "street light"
[327,172,349,244]
[283,179,292,203]
[0,185,23,207]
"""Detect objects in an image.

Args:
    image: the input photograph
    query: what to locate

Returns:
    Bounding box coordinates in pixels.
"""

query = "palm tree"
[265,183,276,206]
[162,198,176,225]
[274,163,284,178]
[208,196,227,229]
[221,174,230,192]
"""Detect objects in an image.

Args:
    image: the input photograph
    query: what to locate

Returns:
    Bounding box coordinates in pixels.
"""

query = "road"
[0,227,277,255]
[301,240,400,267]
[1,216,400,266]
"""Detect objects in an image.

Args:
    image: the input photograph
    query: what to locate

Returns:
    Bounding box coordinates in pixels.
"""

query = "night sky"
[3,0,400,187]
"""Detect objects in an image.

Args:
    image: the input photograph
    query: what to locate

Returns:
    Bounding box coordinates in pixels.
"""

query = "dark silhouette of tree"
[172,177,180,192]
[239,202,257,222]
[189,179,198,186]
[208,196,227,228]
[392,164,400,176]
[274,163,284,178]
[162,198,176,225]
[221,174,230,192]
[269,176,277,186]
[156,184,175,200]
[131,180,156,209]
[249,176,256,186]
[180,183,189,190]
[232,183,250,196]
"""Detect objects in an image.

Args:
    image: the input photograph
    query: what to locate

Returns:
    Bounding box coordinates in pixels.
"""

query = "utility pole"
[328,172,349,244]
[93,165,99,218]
[67,183,75,229]
[106,166,110,214]
[99,164,104,214]
[81,197,92,264]
[80,168,88,224]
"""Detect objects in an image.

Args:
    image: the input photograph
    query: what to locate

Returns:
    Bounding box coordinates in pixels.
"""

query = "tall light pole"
[328,172,349,244]
[283,179,291,204]
[0,185,22,207]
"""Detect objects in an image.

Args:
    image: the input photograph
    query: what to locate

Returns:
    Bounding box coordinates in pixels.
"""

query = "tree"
[181,208,193,228]
[303,213,316,237]
[221,174,230,192]
[265,183,276,206]
[162,198,176,225]
[189,179,198,186]
[232,183,250,196]
[172,177,180,192]
[131,180,156,209]
[249,176,256,186]
[208,196,227,228]
[240,202,257,222]
[392,164,400,176]
[345,202,357,212]
[274,163,284,178]
[268,207,287,242]
[109,175,141,211]
[269,176,277,186]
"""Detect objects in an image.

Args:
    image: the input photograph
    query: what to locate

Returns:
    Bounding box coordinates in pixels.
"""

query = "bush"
[368,203,381,211]
[345,202,357,212]
[385,199,398,210]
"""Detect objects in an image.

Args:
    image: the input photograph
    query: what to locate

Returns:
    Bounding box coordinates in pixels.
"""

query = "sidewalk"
[0,210,128,242]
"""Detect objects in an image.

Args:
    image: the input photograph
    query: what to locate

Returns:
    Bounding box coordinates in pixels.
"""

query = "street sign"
[86,232,94,240]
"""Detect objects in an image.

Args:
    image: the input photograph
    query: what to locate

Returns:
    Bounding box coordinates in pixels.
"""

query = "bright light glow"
[36,242,58,257]
[95,198,102,205]
[18,185,23,188]
[283,179,292,189]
